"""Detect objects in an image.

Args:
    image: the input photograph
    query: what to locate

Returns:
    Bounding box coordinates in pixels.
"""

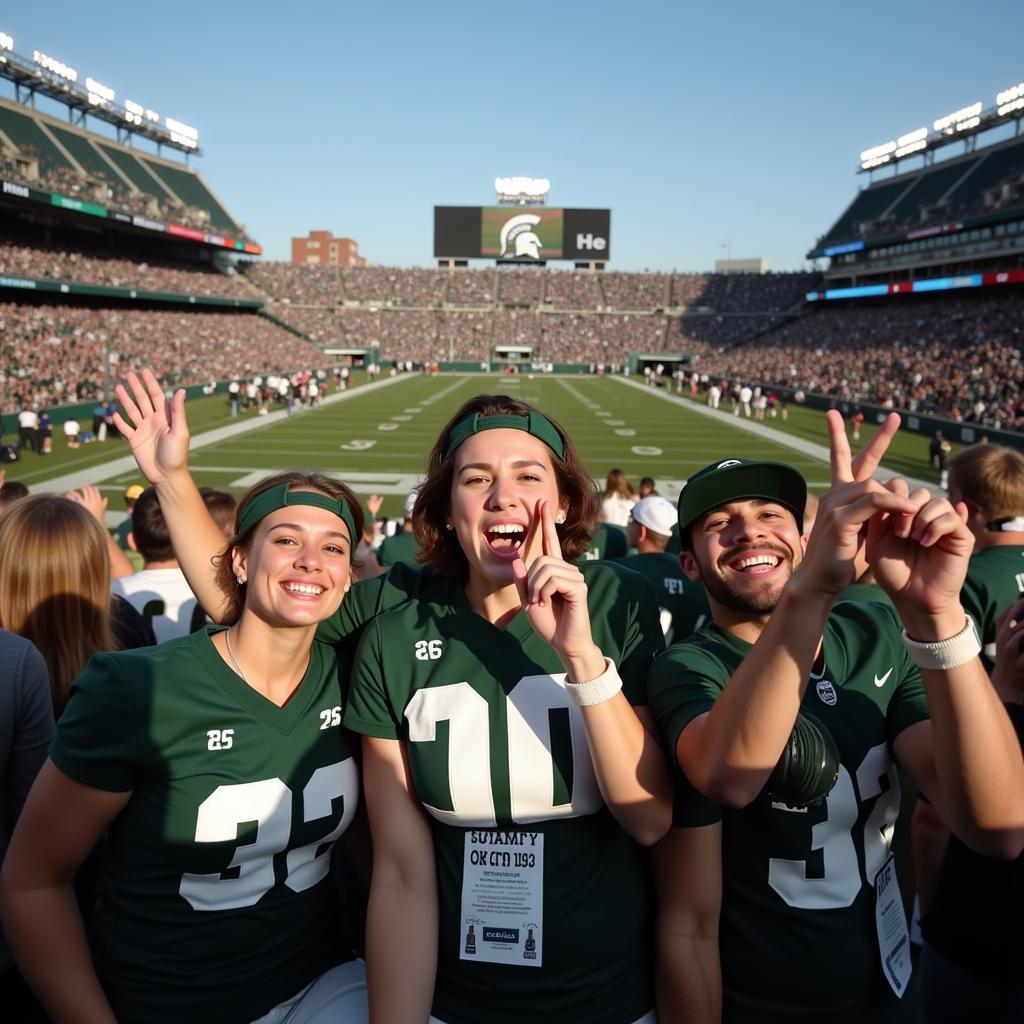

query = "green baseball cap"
[677,458,807,547]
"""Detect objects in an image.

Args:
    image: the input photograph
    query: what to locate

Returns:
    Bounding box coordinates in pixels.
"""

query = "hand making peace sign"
[796,410,918,596]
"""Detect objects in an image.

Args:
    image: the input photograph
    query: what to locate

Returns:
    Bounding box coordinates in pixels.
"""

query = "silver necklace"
[224,627,248,684]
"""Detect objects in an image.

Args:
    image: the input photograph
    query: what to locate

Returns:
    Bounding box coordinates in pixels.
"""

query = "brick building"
[291,231,365,267]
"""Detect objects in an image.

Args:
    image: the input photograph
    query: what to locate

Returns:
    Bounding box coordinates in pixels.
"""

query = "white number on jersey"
[319,706,342,730]
[414,639,443,661]
[207,728,234,751]
[404,676,603,827]
[178,758,358,911]
[768,742,900,910]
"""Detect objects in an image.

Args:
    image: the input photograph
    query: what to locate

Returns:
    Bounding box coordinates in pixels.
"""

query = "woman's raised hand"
[113,369,190,487]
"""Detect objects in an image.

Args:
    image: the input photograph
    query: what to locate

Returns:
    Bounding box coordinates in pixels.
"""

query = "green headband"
[441,411,565,462]
[237,484,357,545]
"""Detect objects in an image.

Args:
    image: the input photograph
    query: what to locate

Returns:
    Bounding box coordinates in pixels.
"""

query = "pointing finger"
[540,499,563,561]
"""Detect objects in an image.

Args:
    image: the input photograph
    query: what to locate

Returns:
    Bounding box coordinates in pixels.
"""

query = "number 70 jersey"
[345,562,665,1024]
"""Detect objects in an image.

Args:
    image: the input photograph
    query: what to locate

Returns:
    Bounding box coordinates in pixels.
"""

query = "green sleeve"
[958,569,987,641]
[645,643,723,753]
[316,562,432,647]
[645,643,726,827]
[874,606,930,742]
[343,619,402,740]
[50,653,143,791]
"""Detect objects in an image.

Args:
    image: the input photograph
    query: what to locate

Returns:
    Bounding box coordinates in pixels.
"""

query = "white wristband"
[901,615,981,670]
[564,658,623,707]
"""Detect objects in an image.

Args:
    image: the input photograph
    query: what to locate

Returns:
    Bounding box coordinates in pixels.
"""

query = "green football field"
[7,373,947,519]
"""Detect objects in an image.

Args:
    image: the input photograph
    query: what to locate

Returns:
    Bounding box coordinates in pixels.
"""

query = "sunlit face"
[449,429,566,588]
[682,498,804,617]
[232,495,353,628]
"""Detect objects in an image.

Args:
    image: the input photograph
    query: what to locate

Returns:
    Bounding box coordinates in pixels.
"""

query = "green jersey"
[612,551,710,644]
[50,627,360,1024]
[647,602,929,1023]
[316,560,438,648]
[960,545,1024,664]
[575,522,628,563]
[346,562,663,1024]
[377,529,422,568]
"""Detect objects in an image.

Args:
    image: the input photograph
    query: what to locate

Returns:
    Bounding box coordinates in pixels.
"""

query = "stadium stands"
[0,97,248,239]
[0,303,331,413]
[0,237,255,300]
[811,134,1024,255]
[692,292,1024,431]
[239,264,818,366]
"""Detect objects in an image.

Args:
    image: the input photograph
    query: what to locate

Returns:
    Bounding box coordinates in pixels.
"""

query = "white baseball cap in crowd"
[404,489,420,517]
[630,495,677,537]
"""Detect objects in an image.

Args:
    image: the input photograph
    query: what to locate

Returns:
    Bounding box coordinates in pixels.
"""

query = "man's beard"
[700,545,794,617]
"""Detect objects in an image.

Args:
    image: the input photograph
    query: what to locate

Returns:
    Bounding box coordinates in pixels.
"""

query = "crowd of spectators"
[241,261,338,304]
[694,292,1024,431]
[234,264,820,365]
[446,270,495,307]
[0,238,253,301]
[0,140,245,239]
[497,271,544,305]
[543,271,603,310]
[600,272,671,310]
[0,304,333,414]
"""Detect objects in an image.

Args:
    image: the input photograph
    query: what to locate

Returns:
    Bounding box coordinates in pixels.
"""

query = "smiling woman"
[45,373,674,1024]
[0,460,372,1022]
[345,394,674,1024]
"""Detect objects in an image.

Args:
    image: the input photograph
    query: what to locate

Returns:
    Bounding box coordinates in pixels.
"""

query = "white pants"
[252,960,368,1024]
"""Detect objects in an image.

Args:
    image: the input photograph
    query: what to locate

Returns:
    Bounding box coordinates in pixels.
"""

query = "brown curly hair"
[414,395,599,579]
[214,471,364,624]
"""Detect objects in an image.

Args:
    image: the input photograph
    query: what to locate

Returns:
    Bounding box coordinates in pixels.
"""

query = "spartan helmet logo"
[499,213,543,259]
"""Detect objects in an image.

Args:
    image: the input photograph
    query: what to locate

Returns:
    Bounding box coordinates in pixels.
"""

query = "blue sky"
[2,2,1022,270]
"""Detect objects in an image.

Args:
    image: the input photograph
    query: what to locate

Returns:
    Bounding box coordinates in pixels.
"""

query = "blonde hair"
[0,495,116,714]
[947,444,1024,520]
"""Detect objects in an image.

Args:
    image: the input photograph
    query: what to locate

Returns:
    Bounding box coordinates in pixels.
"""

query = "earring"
[445,523,453,531]
[555,511,566,524]
[236,575,247,585]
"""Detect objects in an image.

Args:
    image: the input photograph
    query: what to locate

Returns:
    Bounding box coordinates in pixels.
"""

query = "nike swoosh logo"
[874,667,893,688]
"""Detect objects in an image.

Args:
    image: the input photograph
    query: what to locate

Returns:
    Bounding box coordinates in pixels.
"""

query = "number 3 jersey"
[646,601,930,1023]
[345,562,664,1024]
[50,626,360,1024]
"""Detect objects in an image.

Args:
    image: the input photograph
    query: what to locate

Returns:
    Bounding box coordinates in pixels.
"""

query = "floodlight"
[86,77,115,106]
[0,32,13,51]
[997,82,1024,116]
[933,102,982,134]
[860,141,896,160]
[33,50,78,83]
[897,127,927,146]
[166,117,199,148]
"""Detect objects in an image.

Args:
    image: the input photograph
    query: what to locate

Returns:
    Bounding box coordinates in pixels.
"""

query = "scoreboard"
[435,206,611,262]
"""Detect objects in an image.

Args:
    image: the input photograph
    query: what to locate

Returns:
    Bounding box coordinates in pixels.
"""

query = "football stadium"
[1,19,1023,1024]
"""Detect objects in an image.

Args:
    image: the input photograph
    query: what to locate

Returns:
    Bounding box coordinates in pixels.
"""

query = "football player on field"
[1,466,371,1023]
[346,395,672,1024]
[647,412,1024,1023]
